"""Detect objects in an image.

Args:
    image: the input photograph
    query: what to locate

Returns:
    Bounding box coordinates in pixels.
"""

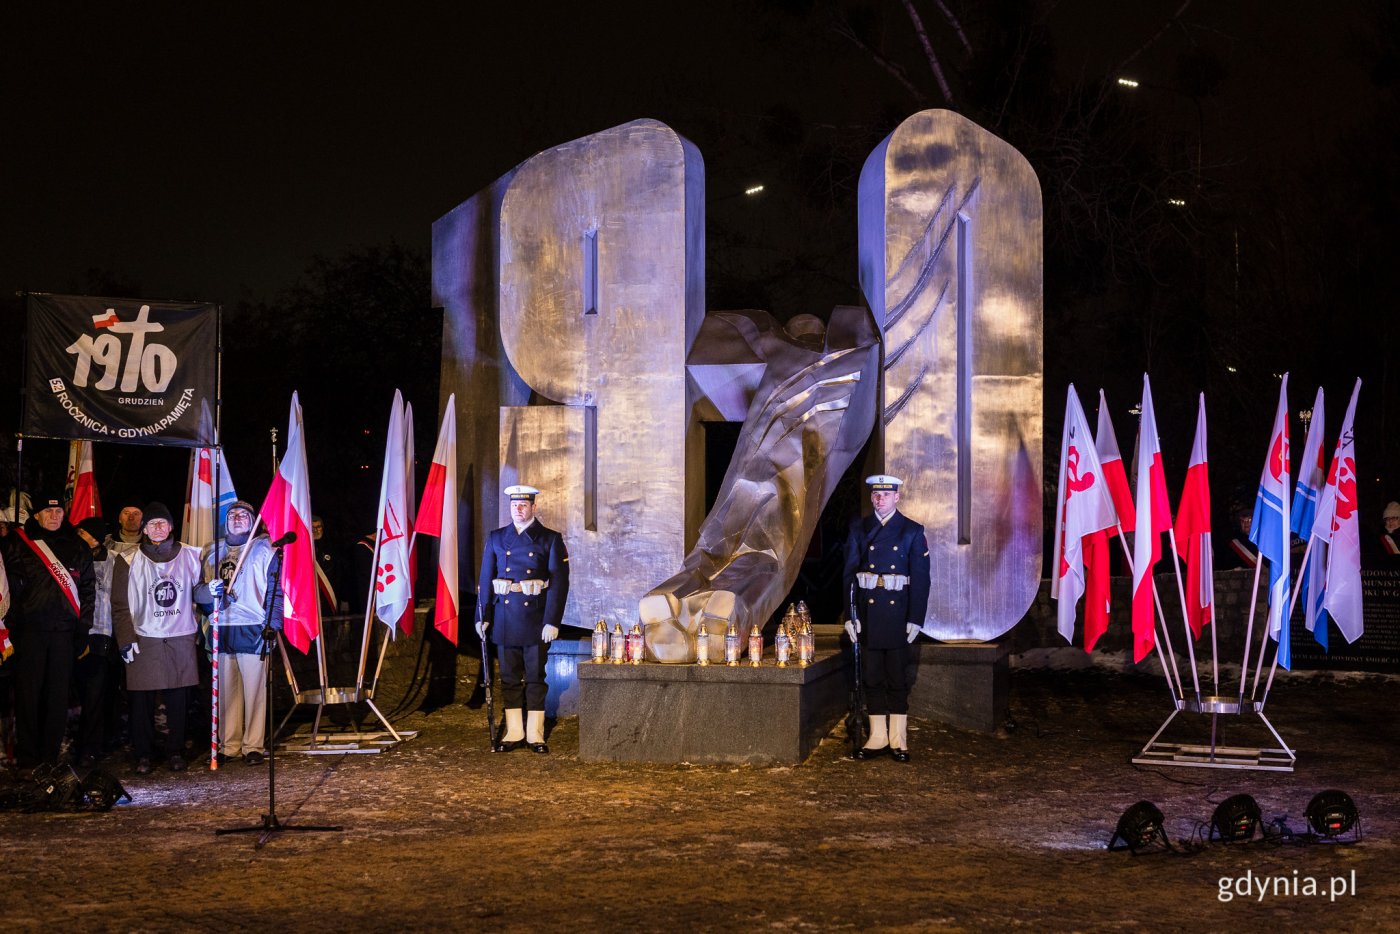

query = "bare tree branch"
[930,0,972,56]
[898,0,955,105]
[832,15,927,103]
[1116,0,1195,72]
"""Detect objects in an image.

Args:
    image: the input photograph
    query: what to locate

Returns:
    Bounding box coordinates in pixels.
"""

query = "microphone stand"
[216,538,341,846]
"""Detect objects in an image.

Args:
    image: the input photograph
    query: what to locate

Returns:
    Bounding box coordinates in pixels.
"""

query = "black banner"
[24,294,218,447]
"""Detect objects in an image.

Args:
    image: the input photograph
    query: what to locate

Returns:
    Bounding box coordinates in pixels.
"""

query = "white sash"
[16,530,80,617]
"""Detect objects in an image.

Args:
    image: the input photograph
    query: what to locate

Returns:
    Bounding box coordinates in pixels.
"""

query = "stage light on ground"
[1117,77,1140,88]
[1108,801,1168,854]
[1306,790,1359,838]
[1209,794,1261,843]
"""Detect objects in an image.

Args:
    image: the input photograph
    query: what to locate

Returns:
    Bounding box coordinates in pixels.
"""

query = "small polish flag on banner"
[1290,387,1330,649]
[1173,394,1213,640]
[373,392,414,635]
[1249,375,1293,669]
[414,398,460,645]
[258,394,320,654]
[1095,390,1136,534]
[1130,375,1174,664]
[91,309,121,328]
[65,440,102,522]
[1313,378,1364,644]
[1051,386,1119,650]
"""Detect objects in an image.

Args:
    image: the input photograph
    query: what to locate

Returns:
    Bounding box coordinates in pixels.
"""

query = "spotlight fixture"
[1108,801,1168,854]
[81,769,133,811]
[1209,794,1261,843]
[1306,790,1359,839]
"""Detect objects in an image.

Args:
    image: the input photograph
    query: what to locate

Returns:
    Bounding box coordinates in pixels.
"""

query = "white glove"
[905,622,921,643]
[475,619,488,639]
[856,572,878,589]
[542,624,559,643]
[492,578,511,595]
[844,619,860,641]
[121,642,141,664]
[520,579,545,597]
[207,579,225,598]
[886,576,906,592]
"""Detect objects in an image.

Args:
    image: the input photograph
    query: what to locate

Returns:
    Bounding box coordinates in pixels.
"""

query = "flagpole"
[1207,589,1219,696]
[1112,524,1183,702]
[354,534,384,696]
[1164,529,1202,704]
[1257,536,1317,709]
[1236,556,1265,708]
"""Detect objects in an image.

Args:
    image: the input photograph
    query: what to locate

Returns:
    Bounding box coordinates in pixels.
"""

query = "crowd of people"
[0,494,361,780]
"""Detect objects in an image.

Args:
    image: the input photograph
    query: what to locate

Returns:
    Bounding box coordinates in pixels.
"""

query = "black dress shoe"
[530,742,549,755]
[135,758,153,775]
[853,746,890,760]
[892,748,911,763]
[498,739,523,752]
[167,755,187,772]
[243,751,265,766]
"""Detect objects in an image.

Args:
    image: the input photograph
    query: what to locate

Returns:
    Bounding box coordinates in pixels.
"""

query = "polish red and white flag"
[1130,375,1174,663]
[1095,390,1136,534]
[258,394,320,653]
[414,398,460,645]
[66,441,102,522]
[1173,394,1213,640]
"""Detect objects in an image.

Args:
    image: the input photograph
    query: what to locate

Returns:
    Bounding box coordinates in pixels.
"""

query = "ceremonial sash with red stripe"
[14,529,80,617]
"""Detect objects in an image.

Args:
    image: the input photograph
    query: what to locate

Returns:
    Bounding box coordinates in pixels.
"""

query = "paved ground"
[2,665,1397,932]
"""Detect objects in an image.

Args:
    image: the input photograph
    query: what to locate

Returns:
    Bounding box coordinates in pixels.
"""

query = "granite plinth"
[579,645,849,764]
[907,641,1008,733]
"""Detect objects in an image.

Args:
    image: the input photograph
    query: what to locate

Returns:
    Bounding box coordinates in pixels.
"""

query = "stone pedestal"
[907,641,1007,733]
[578,645,849,765]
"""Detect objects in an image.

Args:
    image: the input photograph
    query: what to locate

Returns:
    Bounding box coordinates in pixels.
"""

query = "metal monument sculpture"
[434,110,1043,660]
[641,308,880,661]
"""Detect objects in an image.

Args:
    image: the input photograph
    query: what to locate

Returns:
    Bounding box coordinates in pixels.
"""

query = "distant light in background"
[1226,366,1238,373]
[1116,77,1140,88]
[1167,198,1187,207]
[744,184,765,196]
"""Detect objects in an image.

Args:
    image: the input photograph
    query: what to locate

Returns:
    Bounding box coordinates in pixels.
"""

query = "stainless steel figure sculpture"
[641,307,880,662]
[858,109,1043,642]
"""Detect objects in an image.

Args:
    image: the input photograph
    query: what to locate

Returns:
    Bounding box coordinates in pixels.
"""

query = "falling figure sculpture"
[641,305,880,662]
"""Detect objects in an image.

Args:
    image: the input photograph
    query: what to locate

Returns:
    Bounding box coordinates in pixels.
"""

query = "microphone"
[271,531,298,548]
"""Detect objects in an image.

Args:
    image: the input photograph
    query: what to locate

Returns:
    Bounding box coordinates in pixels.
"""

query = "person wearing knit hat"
[111,501,204,774]
[1382,501,1400,557]
[0,488,94,772]
[194,498,280,765]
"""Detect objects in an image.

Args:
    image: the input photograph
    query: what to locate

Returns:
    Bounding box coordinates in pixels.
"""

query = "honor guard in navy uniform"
[475,485,569,753]
[842,475,930,762]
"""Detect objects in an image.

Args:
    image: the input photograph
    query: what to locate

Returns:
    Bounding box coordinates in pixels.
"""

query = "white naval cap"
[865,474,904,491]
[505,484,541,501]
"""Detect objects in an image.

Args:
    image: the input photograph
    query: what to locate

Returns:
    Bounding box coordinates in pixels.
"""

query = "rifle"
[845,581,869,753]
[477,602,499,752]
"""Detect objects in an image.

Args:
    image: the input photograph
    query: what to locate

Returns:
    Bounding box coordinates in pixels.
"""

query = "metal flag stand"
[1129,384,1308,774]
[265,426,416,757]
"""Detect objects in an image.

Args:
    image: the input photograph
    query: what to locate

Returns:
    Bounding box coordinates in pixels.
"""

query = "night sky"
[2,1,1394,536]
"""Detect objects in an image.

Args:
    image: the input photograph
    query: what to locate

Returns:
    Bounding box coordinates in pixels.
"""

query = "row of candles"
[589,602,817,667]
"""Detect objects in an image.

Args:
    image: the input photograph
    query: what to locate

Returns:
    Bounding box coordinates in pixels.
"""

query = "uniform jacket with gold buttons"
[841,510,931,650]
[476,520,569,646]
